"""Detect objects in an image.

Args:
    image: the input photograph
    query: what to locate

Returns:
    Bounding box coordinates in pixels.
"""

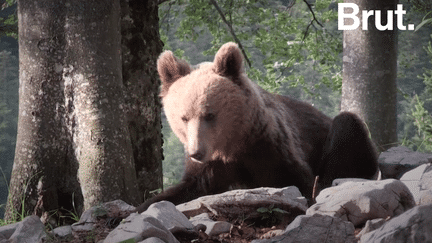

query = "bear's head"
[157,42,259,163]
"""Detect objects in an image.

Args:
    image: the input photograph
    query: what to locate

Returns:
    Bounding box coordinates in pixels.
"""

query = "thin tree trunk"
[341,0,398,152]
[121,0,164,201]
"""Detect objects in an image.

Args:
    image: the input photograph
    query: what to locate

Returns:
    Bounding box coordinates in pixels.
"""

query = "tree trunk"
[341,0,398,152]
[6,0,143,223]
[121,0,164,201]
[6,0,80,223]
[65,0,141,210]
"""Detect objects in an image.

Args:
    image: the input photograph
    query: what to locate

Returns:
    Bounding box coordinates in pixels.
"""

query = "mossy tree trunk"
[341,0,398,152]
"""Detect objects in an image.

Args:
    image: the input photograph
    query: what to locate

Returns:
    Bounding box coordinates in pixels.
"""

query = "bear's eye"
[204,113,215,122]
[181,116,189,123]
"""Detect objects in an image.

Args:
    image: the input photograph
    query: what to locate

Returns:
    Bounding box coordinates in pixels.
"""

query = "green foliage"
[250,0,342,94]
[161,114,183,188]
[119,239,136,243]
[0,0,18,39]
[411,0,432,14]
[0,171,40,225]
[58,193,80,224]
[0,168,10,226]
[415,11,432,32]
[396,0,432,146]
[161,0,342,95]
[0,50,18,216]
[405,37,432,152]
[409,95,432,152]
[419,36,432,94]
[256,204,288,226]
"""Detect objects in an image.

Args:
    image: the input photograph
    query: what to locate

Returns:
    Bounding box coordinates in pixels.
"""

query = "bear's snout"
[187,119,210,163]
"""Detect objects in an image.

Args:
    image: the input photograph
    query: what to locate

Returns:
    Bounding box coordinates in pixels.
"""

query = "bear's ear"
[213,42,244,79]
[158,51,191,95]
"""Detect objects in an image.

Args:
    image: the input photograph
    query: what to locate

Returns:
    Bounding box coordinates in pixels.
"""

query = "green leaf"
[272,208,288,214]
[257,207,269,213]
[119,239,136,243]
[415,18,432,32]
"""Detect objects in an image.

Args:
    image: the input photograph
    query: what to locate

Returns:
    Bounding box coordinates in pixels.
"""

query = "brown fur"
[136,42,378,213]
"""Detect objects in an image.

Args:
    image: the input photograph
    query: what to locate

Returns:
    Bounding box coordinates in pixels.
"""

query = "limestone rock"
[51,225,72,239]
[400,163,432,205]
[103,214,179,243]
[419,163,432,204]
[142,201,195,235]
[72,199,135,232]
[360,204,432,243]
[140,237,167,243]
[251,214,355,243]
[355,218,387,240]
[0,215,47,243]
[177,186,307,220]
[378,146,432,179]
[0,221,20,241]
[306,179,415,226]
[189,213,232,236]
[104,201,198,242]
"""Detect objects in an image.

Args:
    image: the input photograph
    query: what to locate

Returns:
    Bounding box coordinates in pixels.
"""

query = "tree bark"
[121,0,164,201]
[65,0,141,210]
[341,0,398,152]
[6,0,143,222]
[6,0,79,223]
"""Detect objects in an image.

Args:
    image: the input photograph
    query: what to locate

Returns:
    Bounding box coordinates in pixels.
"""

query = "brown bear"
[136,42,378,213]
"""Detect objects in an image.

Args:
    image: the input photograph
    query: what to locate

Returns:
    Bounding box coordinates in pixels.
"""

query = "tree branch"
[302,0,323,41]
[209,0,252,68]
[303,0,323,27]
[158,0,171,5]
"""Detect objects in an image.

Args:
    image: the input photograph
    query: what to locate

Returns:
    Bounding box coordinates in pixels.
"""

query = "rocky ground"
[1,145,432,243]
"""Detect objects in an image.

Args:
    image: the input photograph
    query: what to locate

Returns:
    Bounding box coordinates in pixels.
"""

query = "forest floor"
[48,210,364,242]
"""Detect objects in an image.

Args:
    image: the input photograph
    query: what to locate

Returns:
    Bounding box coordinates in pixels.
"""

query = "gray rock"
[105,201,197,242]
[8,215,46,243]
[355,218,387,240]
[189,213,232,236]
[139,237,167,243]
[0,221,20,240]
[251,214,355,243]
[72,199,135,232]
[71,207,97,232]
[306,179,415,226]
[419,163,432,189]
[104,214,179,243]
[360,204,432,243]
[400,163,432,204]
[378,146,432,179]
[419,189,432,205]
[142,201,195,235]
[177,187,307,220]
[332,178,373,186]
[52,225,72,238]
[418,163,432,205]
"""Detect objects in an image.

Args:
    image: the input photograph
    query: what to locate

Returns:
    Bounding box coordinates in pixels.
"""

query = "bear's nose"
[190,152,204,162]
